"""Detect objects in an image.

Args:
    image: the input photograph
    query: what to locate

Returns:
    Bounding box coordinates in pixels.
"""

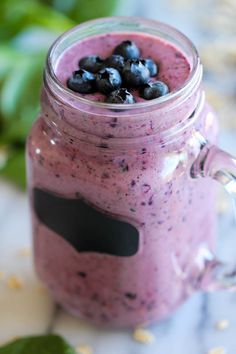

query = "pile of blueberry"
[67,40,169,104]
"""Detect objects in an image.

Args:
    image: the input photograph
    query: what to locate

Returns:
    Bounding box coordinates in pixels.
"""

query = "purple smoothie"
[27,24,218,327]
[56,32,190,103]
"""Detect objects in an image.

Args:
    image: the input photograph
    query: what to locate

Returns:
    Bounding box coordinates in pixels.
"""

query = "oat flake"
[75,345,93,354]
[18,248,31,256]
[208,347,226,354]
[133,327,155,344]
[215,319,229,330]
[7,275,24,290]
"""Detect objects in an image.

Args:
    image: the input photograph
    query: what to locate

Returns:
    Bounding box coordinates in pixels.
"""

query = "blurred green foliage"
[0,0,117,188]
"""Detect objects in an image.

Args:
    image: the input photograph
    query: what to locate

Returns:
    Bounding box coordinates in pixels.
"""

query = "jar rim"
[46,16,201,112]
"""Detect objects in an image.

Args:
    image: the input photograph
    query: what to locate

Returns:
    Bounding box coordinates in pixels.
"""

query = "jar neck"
[41,17,202,149]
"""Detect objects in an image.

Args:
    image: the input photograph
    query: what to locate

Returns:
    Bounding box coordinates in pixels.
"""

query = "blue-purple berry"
[67,69,96,93]
[122,59,150,87]
[114,40,140,60]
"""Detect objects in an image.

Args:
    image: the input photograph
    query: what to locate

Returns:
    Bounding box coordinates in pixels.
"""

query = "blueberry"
[114,40,140,60]
[106,88,136,104]
[104,55,125,73]
[141,58,158,77]
[140,81,169,100]
[79,55,104,73]
[67,69,96,93]
[96,68,122,94]
[122,59,150,87]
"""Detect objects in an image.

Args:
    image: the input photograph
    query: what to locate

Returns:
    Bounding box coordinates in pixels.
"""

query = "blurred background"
[0,0,235,188]
[0,0,236,350]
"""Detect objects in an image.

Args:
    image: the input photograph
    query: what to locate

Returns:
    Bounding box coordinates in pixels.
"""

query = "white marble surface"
[0,134,236,353]
[0,1,236,351]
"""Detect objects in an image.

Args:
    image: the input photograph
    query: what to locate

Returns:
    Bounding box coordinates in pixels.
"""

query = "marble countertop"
[0,0,235,352]
[1,134,236,354]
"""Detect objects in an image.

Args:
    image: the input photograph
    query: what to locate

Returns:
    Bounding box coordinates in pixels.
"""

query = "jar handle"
[191,130,236,291]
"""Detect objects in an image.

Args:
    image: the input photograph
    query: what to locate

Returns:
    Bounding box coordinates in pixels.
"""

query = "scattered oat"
[7,275,24,290]
[37,284,48,294]
[0,271,5,280]
[18,247,31,257]
[133,327,155,344]
[75,345,93,354]
[207,347,226,354]
[217,200,229,214]
[215,319,229,331]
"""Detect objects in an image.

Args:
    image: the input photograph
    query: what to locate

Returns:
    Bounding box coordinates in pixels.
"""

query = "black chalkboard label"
[33,188,139,257]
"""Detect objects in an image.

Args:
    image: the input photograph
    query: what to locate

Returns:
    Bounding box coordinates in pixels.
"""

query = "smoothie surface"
[55,32,191,103]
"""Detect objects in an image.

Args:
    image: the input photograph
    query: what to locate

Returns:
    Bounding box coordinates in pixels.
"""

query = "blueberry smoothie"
[27,18,218,327]
[56,32,189,102]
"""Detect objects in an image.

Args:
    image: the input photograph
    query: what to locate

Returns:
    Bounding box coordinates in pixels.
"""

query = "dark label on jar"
[33,188,139,257]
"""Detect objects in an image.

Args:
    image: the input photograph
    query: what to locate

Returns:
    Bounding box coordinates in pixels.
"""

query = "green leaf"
[0,51,43,142]
[0,112,38,144]
[1,57,35,119]
[0,147,26,189]
[0,0,74,41]
[0,45,23,81]
[12,26,58,53]
[41,0,118,22]
[0,334,76,354]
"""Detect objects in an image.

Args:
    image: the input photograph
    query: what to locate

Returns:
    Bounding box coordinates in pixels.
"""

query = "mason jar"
[27,17,236,327]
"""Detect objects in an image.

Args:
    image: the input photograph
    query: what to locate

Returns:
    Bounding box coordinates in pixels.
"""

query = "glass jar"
[26,17,236,327]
